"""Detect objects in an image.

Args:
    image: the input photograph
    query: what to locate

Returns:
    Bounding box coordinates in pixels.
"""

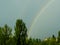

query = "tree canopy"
[0,19,60,45]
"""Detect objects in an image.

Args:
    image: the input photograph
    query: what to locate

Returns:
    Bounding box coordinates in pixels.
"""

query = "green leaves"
[0,24,12,45]
[0,19,60,45]
[15,19,27,45]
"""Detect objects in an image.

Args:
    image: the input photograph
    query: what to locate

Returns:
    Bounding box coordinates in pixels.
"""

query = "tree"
[49,35,56,45]
[2,24,12,45]
[52,35,56,39]
[58,31,60,37]
[0,27,4,45]
[57,31,60,43]
[15,19,27,45]
[0,24,12,45]
[3,24,12,38]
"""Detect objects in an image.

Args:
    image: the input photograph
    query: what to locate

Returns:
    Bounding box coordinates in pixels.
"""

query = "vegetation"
[0,19,60,45]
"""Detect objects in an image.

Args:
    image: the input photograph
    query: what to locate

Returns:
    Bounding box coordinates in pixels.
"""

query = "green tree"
[57,31,60,43]
[0,27,4,45]
[15,19,27,45]
[3,24,12,45]
[49,35,56,45]
[0,24,12,45]
[58,31,60,37]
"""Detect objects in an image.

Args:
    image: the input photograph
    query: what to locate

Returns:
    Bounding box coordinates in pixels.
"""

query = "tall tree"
[0,27,4,45]
[0,24,12,45]
[3,24,12,45]
[58,31,60,37]
[58,31,60,43]
[15,19,27,45]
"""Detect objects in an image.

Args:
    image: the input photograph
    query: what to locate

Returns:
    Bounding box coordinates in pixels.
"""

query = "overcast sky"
[0,0,60,39]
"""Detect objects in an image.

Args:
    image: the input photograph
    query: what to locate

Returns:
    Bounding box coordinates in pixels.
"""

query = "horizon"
[0,0,60,39]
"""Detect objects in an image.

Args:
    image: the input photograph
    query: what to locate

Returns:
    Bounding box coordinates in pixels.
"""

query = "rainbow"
[28,0,55,38]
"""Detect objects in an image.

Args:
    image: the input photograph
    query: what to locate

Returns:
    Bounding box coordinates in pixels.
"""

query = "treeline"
[0,19,60,45]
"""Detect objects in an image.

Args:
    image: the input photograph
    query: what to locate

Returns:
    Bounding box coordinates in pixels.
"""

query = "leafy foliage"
[15,19,27,45]
[0,19,60,45]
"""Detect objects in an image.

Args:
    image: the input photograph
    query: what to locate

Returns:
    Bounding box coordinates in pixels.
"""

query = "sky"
[0,0,60,39]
